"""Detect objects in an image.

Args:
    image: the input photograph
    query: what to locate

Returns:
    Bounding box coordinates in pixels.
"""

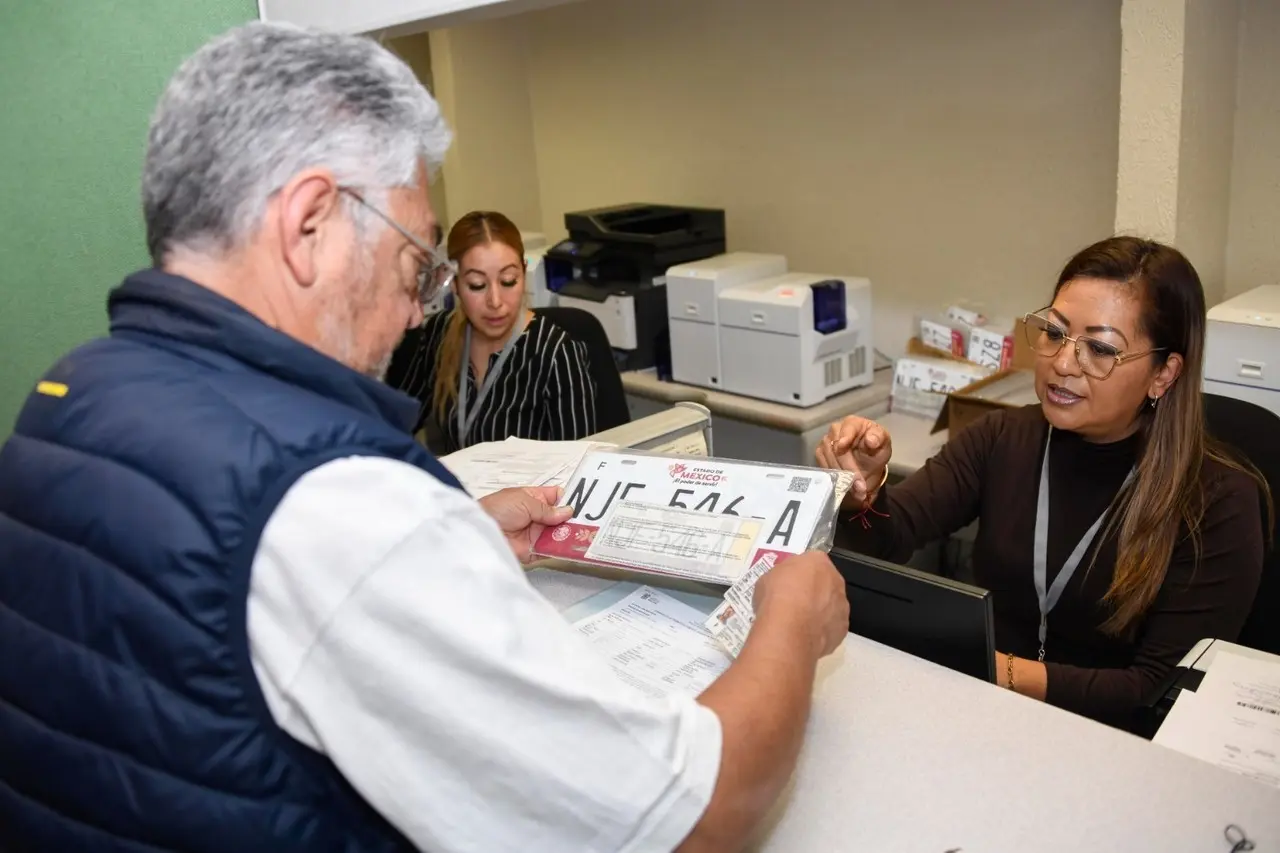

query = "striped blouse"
[388,311,598,453]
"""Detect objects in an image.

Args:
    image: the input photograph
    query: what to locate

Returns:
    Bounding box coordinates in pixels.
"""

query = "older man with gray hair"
[0,22,849,853]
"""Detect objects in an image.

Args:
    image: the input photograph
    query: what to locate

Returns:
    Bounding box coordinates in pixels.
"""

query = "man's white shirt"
[247,456,722,852]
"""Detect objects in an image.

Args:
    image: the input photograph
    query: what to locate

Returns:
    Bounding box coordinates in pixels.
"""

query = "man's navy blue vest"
[0,270,462,852]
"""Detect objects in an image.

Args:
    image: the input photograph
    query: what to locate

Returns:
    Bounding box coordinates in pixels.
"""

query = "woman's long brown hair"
[430,211,525,424]
[1060,237,1273,634]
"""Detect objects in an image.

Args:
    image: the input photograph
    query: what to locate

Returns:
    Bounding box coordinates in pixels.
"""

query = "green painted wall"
[0,1,258,438]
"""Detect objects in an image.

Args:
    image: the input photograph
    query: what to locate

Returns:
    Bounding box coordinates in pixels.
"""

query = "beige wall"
[1173,0,1240,309]
[513,0,1121,352]
[388,32,454,227]
[414,0,1280,327]
[1226,0,1280,299]
[428,21,544,230]
[1108,0,1243,309]
[1114,0,1185,244]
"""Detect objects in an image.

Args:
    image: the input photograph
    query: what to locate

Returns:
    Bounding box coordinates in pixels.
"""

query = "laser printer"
[717,272,873,407]
[543,203,726,371]
[665,252,789,389]
[1204,285,1280,417]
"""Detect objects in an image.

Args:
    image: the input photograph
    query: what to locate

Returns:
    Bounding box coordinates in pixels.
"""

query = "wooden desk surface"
[622,369,892,433]
[530,564,1280,853]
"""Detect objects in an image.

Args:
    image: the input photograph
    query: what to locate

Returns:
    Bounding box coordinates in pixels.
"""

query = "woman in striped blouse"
[388,211,598,453]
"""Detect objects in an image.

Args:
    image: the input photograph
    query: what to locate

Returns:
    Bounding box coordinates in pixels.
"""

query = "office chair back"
[1204,393,1280,655]
[534,306,631,431]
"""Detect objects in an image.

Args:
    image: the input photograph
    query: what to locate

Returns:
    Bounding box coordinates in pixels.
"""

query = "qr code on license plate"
[787,476,810,494]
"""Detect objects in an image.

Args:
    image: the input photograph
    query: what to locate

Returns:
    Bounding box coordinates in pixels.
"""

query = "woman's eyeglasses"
[338,187,458,307]
[1022,311,1165,380]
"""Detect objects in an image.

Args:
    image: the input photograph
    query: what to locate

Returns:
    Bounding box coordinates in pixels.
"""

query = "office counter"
[553,409,1278,847]
[618,370,955,478]
[621,369,892,466]
[871,409,949,478]
[529,565,1280,853]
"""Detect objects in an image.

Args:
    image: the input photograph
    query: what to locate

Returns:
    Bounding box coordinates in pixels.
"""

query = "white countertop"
[622,369,892,433]
[530,565,1280,852]
[873,408,949,477]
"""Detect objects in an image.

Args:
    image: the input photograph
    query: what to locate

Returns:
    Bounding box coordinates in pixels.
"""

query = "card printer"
[666,252,790,388]
[544,204,726,371]
[717,272,874,407]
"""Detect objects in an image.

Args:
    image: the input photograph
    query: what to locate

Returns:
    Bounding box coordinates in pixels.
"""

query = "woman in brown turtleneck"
[818,237,1269,729]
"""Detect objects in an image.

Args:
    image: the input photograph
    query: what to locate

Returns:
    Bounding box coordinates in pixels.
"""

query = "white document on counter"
[1153,651,1280,789]
[1196,649,1280,715]
[571,585,732,700]
[440,437,612,499]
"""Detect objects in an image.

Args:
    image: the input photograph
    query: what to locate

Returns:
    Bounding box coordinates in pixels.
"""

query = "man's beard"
[367,350,393,382]
[317,244,395,380]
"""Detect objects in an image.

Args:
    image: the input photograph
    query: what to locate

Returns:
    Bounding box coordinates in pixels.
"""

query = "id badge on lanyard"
[456,314,530,447]
[1032,427,1135,661]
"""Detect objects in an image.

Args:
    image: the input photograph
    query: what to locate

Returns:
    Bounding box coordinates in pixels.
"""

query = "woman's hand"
[816,416,893,509]
[478,486,573,564]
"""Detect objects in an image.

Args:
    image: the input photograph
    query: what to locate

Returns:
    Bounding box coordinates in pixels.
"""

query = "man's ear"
[277,169,342,289]
[1149,353,1183,401]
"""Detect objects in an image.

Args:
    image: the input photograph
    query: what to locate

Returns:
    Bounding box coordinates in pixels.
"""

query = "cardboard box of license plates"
[931,368,1039,435]
[894,317,1037,426]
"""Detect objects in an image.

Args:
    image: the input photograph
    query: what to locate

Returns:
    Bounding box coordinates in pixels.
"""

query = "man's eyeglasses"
[338,187,457,306]
[1022,311,1166,380]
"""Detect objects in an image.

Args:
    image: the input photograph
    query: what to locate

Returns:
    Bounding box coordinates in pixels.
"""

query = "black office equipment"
[544,204,727,373]
[830,548,996,683]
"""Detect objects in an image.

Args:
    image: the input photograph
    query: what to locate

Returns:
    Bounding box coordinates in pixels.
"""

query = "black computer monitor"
[830,548,996,683]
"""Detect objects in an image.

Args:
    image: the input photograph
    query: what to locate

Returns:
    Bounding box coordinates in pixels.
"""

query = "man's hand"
[752,551,849,659]
[680,551,848,853]
[478,486,573,565]
[815,415,893,509]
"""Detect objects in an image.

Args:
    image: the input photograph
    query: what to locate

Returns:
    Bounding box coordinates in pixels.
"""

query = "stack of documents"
[439,437,613,499]
[570,585,731,699]
[1153,650,1280,789]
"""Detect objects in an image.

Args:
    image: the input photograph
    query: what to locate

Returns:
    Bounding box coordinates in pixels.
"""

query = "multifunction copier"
[544,204,726,371]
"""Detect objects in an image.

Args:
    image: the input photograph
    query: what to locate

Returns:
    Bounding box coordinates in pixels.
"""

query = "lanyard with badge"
[1032,427,1136,662]
[456,313,530,447]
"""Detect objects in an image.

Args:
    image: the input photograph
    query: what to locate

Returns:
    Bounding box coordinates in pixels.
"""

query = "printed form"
[440,438,611,499]
[571,585,732,700]
[1153,650,1280,789]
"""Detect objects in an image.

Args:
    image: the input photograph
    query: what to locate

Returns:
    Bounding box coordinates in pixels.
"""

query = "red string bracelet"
[848,467,891,529]
[850,503,890,530]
